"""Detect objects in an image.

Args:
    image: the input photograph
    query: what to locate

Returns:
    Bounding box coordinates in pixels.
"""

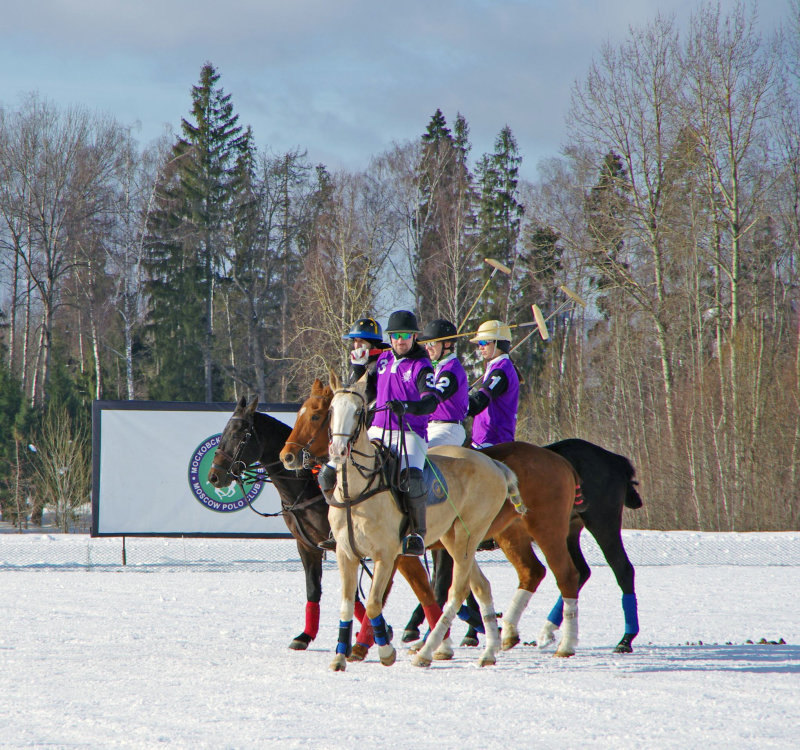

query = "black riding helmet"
[343,317,383,342]
[385,310,420,334]
[418,318,457,344]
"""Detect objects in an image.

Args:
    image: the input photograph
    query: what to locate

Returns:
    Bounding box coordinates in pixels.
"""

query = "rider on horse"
[468,320,521,449]
[417,319,469,449]
[343,317,390,399]
[368,310,443,556]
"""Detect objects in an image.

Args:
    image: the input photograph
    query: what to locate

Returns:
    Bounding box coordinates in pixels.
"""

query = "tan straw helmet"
[469,319,512,343]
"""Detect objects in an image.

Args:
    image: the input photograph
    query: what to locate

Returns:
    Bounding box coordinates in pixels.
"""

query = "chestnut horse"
[209,395,447,659]
[324,371,521,670]
[281,377,583,662]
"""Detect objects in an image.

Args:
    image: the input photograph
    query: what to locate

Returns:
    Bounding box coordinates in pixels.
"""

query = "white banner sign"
[92,401,301,537]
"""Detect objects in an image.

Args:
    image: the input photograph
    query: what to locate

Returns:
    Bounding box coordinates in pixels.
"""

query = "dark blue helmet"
[343,317,383,342]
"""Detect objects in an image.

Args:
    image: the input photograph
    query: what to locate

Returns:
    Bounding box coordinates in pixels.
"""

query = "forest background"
[1,1,799,533]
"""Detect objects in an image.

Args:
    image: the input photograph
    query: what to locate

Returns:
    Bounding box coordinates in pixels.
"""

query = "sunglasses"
[390,332,413,340]
[476,340,493,347]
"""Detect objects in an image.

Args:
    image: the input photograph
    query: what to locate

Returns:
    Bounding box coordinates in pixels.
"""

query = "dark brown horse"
[281,378,583,657]
[209,396,448,660]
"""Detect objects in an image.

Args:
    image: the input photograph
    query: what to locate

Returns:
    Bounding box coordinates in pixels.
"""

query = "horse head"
[207,394,260,488]
[328,370,368,464]
[280,378,334,470]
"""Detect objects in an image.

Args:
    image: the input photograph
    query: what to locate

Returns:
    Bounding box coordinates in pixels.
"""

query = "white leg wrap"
[502,588,533,629]
[538,620,558,649]
[556,597,579,656]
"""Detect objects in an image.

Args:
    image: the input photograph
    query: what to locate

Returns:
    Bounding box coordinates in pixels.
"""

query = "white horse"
[325,371,521,670]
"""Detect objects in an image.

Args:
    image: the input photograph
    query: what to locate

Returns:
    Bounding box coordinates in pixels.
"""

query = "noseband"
[330,389,368,453]
[284,397,332,468]
[212,416,256,479]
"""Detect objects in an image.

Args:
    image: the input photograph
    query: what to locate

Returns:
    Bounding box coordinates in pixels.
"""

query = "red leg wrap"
[356,610,375,647]
[354,600,366,622]
[304,601,320,639]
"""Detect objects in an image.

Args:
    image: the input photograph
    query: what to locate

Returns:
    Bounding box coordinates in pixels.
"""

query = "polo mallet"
[457,258,512,333]
[510,286,587,354]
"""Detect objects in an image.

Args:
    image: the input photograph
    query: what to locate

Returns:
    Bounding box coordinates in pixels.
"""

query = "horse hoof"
[538,623,558,649]
[478,655,497,667]
[329,654,347,671]
[407,638,426,654]
[501,634,520,651]
[614,634,635,653]
[554,649,575,658]
[461,635,480,648]
[379,644,396,666]
[433,639,454,661]
[411,653,432,668]
[402,628,420,643]
[347,643,369,662]
[289,633,312,651]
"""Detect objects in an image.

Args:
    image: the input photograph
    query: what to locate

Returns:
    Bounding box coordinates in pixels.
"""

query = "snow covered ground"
[1,532,798,749]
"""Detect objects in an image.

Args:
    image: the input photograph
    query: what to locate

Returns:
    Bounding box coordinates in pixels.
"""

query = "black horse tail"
[623,459,643,509]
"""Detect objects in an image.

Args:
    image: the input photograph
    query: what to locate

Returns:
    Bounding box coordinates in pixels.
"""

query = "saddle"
[372,441,449,514]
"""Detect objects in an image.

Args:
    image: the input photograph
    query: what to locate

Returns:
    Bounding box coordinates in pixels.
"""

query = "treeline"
[1,1,799,531]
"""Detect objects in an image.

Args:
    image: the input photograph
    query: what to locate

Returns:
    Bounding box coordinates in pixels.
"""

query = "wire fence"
[1,529,798,571]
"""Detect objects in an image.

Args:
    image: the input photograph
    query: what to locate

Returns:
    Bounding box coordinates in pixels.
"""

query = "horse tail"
[491,460,524,515]
[621,458,643,509]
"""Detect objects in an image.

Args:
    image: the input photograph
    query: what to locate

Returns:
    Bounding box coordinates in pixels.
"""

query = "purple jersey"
[471,354,519,446]
[430,354,468,423]
[371,349,434,440]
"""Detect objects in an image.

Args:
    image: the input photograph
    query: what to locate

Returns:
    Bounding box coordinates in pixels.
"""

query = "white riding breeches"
[427,422,466,448]
[367,425,427,471]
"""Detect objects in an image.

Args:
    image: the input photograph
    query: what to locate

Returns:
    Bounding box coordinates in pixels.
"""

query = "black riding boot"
[400,467,427,556]
[317,463,337,551]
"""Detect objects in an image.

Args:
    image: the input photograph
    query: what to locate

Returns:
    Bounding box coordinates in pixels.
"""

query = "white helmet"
[469,319,512,343]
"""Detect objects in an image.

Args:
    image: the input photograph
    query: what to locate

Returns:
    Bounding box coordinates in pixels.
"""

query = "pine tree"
[145,62,248,401]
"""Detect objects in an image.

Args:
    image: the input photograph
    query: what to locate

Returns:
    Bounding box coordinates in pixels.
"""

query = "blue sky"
[0,0,788,181]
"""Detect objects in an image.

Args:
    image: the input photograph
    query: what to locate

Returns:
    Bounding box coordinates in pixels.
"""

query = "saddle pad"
[423,459,449,506]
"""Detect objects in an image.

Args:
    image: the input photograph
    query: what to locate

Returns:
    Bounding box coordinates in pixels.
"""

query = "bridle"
[283,396,332,469]
[211,415,260,481]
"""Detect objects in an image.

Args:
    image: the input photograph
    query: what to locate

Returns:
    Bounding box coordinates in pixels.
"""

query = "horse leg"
[542,515,590,648]
[585,515,639,653]
[537,534,580,657]
[289,541,323,651]
[494,520,547,651]
[363,558,398,666]
[396,555,451,659]
[330,552,360,672]
[467,561,501,667]
[412,537,473,668]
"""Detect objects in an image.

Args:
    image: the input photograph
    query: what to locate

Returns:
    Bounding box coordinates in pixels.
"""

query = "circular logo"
[188,434,265,513]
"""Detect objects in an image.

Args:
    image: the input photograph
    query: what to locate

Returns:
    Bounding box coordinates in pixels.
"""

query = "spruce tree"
[476,126,524,322]
[145,62,248,401]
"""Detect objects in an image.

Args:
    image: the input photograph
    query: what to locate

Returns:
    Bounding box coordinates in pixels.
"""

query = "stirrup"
[317,534,336,551]
[401,534,425,556]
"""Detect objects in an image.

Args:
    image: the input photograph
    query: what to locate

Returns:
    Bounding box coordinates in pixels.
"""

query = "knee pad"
[318,464,337,492]
[400,467,426,499]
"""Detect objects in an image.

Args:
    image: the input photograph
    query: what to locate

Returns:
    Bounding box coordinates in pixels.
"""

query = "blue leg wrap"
[457,604,485,633]
[336,620,353,656]
[547,596,564,627]
[369,615,389,646]
[622,593,639,635]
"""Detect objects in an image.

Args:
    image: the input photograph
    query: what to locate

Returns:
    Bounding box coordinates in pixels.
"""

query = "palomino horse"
[281,378,584,658]
[324,370,521,671]
[207,395,447,658]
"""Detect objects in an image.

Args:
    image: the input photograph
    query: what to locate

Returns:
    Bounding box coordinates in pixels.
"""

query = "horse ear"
[238,394,248,409]
[246,395,259,414]
[328,367,341,391]
[310,378,323,396]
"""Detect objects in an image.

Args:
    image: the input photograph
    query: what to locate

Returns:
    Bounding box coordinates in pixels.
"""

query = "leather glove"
[350,346,370,366]
[387,399,407,416]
